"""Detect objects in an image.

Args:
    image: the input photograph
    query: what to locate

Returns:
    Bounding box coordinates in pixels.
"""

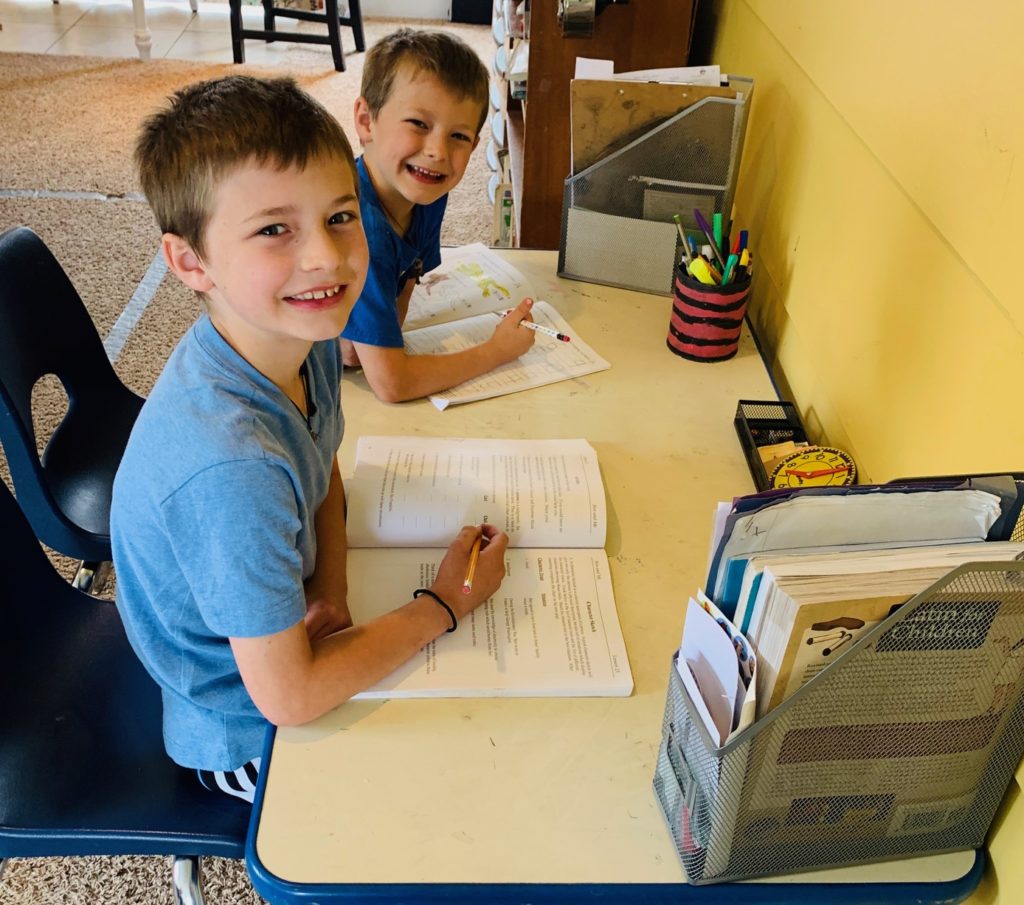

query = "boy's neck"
[362,154,414,236]
[208,314,312,401]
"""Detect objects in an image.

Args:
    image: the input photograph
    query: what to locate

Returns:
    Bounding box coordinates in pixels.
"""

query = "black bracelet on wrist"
[413,588,457,633]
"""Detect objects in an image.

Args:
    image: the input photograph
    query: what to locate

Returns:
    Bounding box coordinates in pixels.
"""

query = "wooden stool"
[229,0,365,72]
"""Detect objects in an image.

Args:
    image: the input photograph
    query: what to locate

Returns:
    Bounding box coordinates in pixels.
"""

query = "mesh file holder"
[558,78,753,296]
[653,561,1024,884]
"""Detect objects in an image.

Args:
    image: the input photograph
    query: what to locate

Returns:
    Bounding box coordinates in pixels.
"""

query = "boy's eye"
[406,119,428,130]
[328,211,358,225]
[257,224,287,237]
[452,132,474,143]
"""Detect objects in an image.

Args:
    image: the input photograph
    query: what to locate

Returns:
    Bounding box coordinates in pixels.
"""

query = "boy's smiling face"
[355,64,483,225]
[165,152,368,373]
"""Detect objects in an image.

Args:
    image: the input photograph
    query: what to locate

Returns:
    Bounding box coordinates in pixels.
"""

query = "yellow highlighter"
[688,257,718,285]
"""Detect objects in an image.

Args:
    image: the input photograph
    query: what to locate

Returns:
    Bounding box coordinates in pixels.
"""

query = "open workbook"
[344,436,633,698]
[403,243,610,411]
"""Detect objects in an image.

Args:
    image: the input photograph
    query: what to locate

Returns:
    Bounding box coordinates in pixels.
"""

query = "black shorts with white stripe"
[197,757,261,804]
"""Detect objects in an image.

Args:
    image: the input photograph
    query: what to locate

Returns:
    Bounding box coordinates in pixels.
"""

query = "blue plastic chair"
[0,478,250,904]
[0,225,145,592]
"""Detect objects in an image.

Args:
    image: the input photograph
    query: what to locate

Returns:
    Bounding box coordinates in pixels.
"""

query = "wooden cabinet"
[489,0,697,250]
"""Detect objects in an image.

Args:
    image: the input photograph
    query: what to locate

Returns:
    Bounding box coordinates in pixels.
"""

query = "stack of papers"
[676,592,756,746]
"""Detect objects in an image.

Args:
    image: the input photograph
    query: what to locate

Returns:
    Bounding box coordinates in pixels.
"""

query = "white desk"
[246,250,981,901]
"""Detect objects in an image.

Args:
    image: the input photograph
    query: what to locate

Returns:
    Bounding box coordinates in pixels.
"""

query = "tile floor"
[0,0,347,64]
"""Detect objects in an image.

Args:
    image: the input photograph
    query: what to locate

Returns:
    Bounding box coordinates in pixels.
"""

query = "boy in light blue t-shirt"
[340,28,535,403]
[112,75,510,802]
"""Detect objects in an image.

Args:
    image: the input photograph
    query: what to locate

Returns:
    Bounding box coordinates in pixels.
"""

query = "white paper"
[614,65,721,86]
[680,598,740,745]
[414,301,610,411]
[405,243,536,331]
[574,57,615,80]
[345,436,607,550]
[347,547,632,698]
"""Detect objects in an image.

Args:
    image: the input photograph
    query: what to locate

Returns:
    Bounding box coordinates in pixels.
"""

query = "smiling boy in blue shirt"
[112,75,509,802]
[340,29,535,403]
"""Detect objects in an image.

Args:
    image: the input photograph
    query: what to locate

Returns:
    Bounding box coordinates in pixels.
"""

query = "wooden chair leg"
[324,0,344,71]
[228,0,245,63]
[347,0,365,52]
[261,0,276,43]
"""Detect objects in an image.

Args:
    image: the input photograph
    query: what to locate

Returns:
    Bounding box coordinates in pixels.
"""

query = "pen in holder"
[667,261,752,363]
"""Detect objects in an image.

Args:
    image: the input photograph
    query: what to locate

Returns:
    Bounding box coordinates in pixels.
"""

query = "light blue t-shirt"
[111,315,344,771]
[341,156,446,348]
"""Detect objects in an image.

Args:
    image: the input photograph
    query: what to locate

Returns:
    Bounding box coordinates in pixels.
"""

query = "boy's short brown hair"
[360,28,490,133]
[136,75,357,259]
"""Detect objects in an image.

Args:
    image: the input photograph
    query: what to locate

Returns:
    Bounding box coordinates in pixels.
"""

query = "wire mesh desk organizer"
[654,504,1024,884]
[558,77,753,296]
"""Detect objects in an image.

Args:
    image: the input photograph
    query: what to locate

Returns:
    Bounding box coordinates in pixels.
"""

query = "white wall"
[360,0,450,19]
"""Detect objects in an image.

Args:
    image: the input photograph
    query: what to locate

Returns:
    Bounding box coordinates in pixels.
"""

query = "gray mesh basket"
[654,561,1024,884]
[558,77,753,296]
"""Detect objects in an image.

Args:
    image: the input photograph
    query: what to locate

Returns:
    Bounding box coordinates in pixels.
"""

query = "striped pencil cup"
[667,263,752,362]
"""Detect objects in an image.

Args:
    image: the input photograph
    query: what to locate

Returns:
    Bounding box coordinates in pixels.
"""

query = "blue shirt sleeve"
[163,460,308,638]
[342,232,405,348]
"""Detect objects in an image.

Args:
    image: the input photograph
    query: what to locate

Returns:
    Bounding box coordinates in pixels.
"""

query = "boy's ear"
[353,96,375,144]
[161,233,214,293]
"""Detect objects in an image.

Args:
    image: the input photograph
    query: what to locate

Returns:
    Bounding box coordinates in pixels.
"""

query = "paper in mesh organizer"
[557,77,753,297]
[653,561,1024,884]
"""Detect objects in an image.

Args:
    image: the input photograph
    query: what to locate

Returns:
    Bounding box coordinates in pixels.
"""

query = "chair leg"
[73,559,112,596]
[189,0,197,11]
[228,0,245,63]
[261,0,276,43]
[347,0,365,52]
[324,0,344,71]
[171,856,206,905]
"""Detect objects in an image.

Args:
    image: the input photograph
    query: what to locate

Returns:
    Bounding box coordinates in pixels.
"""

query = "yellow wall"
[710,0,1024,482]
[707,0,1024,898]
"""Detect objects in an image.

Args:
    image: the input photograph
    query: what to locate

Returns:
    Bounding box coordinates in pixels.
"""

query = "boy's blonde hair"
[136,75,357,259]
[361,29,489,133]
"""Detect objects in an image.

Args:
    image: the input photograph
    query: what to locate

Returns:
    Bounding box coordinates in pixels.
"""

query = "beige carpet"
[0,18,493,904]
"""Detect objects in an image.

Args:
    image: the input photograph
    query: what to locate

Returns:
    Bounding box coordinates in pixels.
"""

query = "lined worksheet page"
[402,301,610,410]
[345,436,607,549]
[347,546,632,697]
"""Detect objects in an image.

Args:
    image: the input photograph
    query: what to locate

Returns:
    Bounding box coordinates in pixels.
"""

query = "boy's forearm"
[305,459,349,617]
[234,594,453,726]
[357,340,508,403]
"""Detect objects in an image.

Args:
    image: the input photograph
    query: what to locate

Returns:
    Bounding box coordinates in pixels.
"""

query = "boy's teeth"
[293,285,341,300]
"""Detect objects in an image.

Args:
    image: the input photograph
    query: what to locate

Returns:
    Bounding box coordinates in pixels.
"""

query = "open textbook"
[403,243,610,411]
[344,436,633,698]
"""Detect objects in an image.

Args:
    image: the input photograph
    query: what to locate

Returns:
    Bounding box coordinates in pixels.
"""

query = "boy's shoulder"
[122,318,336,492]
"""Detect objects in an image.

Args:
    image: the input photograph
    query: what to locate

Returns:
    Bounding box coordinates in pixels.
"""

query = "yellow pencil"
[462,532,483,594]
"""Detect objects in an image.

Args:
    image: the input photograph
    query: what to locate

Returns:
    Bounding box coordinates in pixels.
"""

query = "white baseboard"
[360,0,450,19]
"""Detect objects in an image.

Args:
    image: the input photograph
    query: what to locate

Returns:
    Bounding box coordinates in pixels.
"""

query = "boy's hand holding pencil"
[488,296,536,360]
[430,524,508,623]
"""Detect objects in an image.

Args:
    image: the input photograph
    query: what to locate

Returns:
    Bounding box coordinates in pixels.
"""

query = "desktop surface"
[246,250,982,902]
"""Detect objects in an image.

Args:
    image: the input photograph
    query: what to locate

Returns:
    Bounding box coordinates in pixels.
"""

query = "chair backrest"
[0,478,249,859]
[0,226,144,560]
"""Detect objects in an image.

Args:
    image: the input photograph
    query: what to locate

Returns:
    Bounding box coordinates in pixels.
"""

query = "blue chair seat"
[0,479,249,899]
